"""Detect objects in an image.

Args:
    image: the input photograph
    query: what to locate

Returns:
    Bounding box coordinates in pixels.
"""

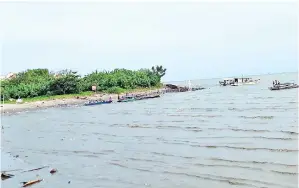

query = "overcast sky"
[0,2,297,81]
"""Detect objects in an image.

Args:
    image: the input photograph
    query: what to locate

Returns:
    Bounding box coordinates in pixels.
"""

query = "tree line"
[0,66,167,100]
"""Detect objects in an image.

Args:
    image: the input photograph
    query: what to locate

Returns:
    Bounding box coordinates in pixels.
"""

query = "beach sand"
[0,94,116,114]
[0,90,161,114]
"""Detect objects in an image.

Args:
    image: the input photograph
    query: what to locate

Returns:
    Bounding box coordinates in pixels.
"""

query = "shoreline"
[0,89,162,115]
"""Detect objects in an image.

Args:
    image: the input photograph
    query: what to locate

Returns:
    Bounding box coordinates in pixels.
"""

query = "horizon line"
[163,71,299,83]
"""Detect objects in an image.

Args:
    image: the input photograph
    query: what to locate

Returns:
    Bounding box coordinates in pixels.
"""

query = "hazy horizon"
[1,2,298,81]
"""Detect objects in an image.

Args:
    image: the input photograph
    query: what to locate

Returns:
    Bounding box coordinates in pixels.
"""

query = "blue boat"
[84,100,112,106]
[117,96,135,103]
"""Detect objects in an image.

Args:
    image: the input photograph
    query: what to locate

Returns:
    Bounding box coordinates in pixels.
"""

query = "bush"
[1,66,166,100]
[105,87,125,94]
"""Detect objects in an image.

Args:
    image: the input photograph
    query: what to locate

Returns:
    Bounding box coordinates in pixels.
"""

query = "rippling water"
[1,73,298,188]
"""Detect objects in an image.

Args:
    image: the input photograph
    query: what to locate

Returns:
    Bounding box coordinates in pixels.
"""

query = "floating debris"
[22,179,43,187]
[22,166,49,173]
[50,168,57,174]
[1,172,14,180]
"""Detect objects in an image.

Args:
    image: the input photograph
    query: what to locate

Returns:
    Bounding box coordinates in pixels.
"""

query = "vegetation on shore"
[1,66,167,101]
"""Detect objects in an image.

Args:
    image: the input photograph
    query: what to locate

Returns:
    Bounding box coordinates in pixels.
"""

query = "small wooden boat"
[84,100,112,106]
[135,94,160,100]
[117,97,135,102]
[191,87,205,91]
[269,83,299,91]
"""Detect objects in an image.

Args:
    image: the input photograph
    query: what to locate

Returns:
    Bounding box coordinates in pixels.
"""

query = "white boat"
[269,82,299,90]
[219,77,260,86]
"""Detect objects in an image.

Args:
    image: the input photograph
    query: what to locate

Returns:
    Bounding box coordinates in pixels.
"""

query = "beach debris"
[1,172,14,180]
[21,179,43,187]
[22,166,49,173]
[50,168,57,174]
[16,98,23,104]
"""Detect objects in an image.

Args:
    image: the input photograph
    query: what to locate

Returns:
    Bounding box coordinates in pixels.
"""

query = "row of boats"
[84,77,298,106]
[84,93,161,106]
[219,77,298,90]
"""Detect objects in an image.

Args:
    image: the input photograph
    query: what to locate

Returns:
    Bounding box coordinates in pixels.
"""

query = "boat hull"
[117,98,136,102]
[219,78,260,86]
[84,101,112,106]
[191,87,205,91]
[269,85,299,91]
[135,95,160,100]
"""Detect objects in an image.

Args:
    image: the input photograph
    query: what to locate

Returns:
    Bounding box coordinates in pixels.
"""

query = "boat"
[191,87,205,91]
[219,78,235,86]
[187,80,205,91]
[84,100,112,106]
[220,77,260,86]
[135,94,160,100]
[117,96,136,102]
[243,78,260,85]
[269,82,299,91]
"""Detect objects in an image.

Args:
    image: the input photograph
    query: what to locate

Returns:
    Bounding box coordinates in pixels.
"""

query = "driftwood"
[21,166,49,173]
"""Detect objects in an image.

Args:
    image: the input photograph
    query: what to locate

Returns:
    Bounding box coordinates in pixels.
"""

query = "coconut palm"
[151,65,167,78]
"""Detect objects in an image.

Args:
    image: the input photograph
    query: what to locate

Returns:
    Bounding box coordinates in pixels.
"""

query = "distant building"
[0,73,17,80]
[54,73,62,78]
[6,73,16,79]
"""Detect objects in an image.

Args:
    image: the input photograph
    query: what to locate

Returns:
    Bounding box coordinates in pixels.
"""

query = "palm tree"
[151,65,167,78]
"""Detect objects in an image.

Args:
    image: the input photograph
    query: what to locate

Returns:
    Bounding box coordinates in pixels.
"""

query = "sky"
[0,2,298,81]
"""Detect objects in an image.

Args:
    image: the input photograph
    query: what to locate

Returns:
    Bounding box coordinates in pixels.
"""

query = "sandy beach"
[0,90,162,114]
[0,94,116,114]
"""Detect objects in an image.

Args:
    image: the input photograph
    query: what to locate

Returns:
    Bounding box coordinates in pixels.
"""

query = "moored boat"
[219,77,260,86]
[191,87,205,91]
[269,82,299,91]
[84,100,112,106]
[135,94,160,100]
[117,96,136,102]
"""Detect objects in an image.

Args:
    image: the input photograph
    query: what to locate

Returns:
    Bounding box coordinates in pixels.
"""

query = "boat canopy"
[222,78,234,81]
[223,77,252,80]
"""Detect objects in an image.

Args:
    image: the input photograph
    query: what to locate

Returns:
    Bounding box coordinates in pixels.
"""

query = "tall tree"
[151,65,167,78]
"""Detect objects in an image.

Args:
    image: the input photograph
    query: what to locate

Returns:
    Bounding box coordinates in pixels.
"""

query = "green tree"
[1,66,166,100]
[49,70,81,95]
[151,65,167,78]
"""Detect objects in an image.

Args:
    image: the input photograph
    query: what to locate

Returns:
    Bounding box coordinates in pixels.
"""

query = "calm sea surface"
[1,73,298,188]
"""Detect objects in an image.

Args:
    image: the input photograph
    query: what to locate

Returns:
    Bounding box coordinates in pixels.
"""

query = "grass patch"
[2,91,94,104]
